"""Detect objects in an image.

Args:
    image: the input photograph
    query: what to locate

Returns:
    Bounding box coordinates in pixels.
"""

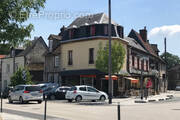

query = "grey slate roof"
[67,13,119,29]
[17,36,48,57]
[125,37,147,53]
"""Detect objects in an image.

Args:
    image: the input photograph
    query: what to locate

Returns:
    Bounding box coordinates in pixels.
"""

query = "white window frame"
[54,56,60,67]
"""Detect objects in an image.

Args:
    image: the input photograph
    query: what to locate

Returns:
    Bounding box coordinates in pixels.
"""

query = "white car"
[8,85,43,104]
[65,85,108,102]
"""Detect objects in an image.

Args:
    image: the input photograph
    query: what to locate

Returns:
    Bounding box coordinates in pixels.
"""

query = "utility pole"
[164,37,167,92]
[108,0,113,104]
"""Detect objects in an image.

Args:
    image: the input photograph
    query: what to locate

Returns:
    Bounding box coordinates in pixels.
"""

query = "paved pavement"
[0,91,177,120]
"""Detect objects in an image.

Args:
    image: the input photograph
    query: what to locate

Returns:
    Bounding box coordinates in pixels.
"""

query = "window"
[68,50,73,65]
[87,87,98,92]
[137,58,140,69]
[69,29,74,39]
[6,64,10,73]
[141,60,144,71]
[132,56,135,67]
[54,56,60,67]
[89,48,94,64]
[90,26,96,36]
[15,63,18,72]
[146,60,149,71]
[79,87,86,91]
[104,25,108,35]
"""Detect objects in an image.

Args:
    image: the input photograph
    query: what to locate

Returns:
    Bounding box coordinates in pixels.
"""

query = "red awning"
[80,75,96,78]
[105,75,118,80]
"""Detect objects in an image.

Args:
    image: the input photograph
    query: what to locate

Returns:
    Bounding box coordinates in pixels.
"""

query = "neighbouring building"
[168,65,180,90]
[44,13,166,97]
[0,55,6,91]
[128,27,166,94]
[1,37,48,90]
[44,13,129,96]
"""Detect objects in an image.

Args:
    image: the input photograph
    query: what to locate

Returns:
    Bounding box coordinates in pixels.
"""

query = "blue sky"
[25,0,180,56]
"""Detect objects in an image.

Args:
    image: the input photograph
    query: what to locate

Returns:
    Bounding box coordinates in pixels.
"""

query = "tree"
[96,41,125,74]
[10,67,33,86]
[161,52,180,69]
[0,0,46,48]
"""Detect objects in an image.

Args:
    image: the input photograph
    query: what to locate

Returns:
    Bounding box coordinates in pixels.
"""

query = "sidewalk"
[112,91,175,105]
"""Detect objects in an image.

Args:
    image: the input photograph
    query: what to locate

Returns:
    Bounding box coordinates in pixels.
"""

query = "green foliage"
[96,41,125,74]
[161,52,180,69]
[10,67,33,86]
[0,0,46,47]
[0,44,11,54]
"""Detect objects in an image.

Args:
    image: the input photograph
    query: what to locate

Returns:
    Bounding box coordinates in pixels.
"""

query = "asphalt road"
[1,91,180,120]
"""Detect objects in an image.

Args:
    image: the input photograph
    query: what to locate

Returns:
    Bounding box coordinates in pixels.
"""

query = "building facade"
[1,37,48,90]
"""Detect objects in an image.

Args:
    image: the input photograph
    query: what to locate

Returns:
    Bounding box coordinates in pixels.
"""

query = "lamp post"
[108,0,113,104]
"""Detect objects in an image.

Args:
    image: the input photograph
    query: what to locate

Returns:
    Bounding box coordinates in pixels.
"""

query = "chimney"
[139,26,147,42]
[49,40,53,52]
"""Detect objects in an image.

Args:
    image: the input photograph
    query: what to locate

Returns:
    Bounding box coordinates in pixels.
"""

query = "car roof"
[74,85,92,88]
[16,85,39,87]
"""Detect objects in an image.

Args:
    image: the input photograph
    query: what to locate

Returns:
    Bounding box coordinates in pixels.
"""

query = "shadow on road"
[3,108,68,120]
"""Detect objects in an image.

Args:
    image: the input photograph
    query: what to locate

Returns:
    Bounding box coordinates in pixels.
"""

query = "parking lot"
[1,91,180,120]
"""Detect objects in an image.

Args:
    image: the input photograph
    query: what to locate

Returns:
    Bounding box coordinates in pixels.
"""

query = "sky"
[25,0,180,56]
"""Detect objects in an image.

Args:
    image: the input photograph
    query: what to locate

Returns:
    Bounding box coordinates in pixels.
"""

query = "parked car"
[42,84,59,99]
[8,85,43,104]
[65,85,108,102]
[48,86,71,100]
[175,86,180,91]
[2,86,13,98]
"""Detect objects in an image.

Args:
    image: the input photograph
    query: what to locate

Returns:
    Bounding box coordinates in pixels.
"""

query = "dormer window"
[90,26,96,36]
[69,29,74,39]
[104,25,108,35]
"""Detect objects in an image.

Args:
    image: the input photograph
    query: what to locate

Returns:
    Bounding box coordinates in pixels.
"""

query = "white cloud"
[149,25,180,37]
[148,25,180,57]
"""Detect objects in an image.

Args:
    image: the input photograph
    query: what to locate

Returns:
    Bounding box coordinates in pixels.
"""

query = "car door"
[14,86,24,100]
[78,87,89,100]
[87,87,101,100]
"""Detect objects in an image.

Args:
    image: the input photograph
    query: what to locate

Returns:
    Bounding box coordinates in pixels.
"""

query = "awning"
[125,77,139,83]
[105,75,118,80]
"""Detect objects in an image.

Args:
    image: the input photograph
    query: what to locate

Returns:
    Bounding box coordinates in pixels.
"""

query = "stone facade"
[1,37,48,90]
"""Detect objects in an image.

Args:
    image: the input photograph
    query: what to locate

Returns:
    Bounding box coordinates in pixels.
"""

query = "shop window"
[89,48,94,64]
[68,50,73,65]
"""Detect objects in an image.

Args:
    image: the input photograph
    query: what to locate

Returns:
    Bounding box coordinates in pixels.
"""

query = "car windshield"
[60,88,70,90]
[25,86,41,91]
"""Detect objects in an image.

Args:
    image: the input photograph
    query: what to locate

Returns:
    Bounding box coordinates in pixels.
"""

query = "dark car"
[48,86,71,100]
[2,86,13,98]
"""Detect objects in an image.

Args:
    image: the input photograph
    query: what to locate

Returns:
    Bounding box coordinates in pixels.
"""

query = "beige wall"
[60,38,128,72]
[1,56,24,90]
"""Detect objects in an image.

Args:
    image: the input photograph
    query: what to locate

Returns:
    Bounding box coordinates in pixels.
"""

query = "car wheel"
[8,96,13,103]
[19,97,24,104]
[75,95,82,102]
[50,95,55,100]
[100,95,106,101]
[38,100,42,104]
[68,99,73,102]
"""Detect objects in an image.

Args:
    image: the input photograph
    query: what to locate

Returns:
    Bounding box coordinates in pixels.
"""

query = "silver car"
[8,85,43,104]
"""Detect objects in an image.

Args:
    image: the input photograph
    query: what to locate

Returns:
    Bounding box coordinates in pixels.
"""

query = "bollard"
[118,102,120,120]
[1,92,2,113]
[44,95,47,120]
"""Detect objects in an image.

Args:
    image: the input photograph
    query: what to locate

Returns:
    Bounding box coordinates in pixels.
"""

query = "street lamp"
[108,0,113,104]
